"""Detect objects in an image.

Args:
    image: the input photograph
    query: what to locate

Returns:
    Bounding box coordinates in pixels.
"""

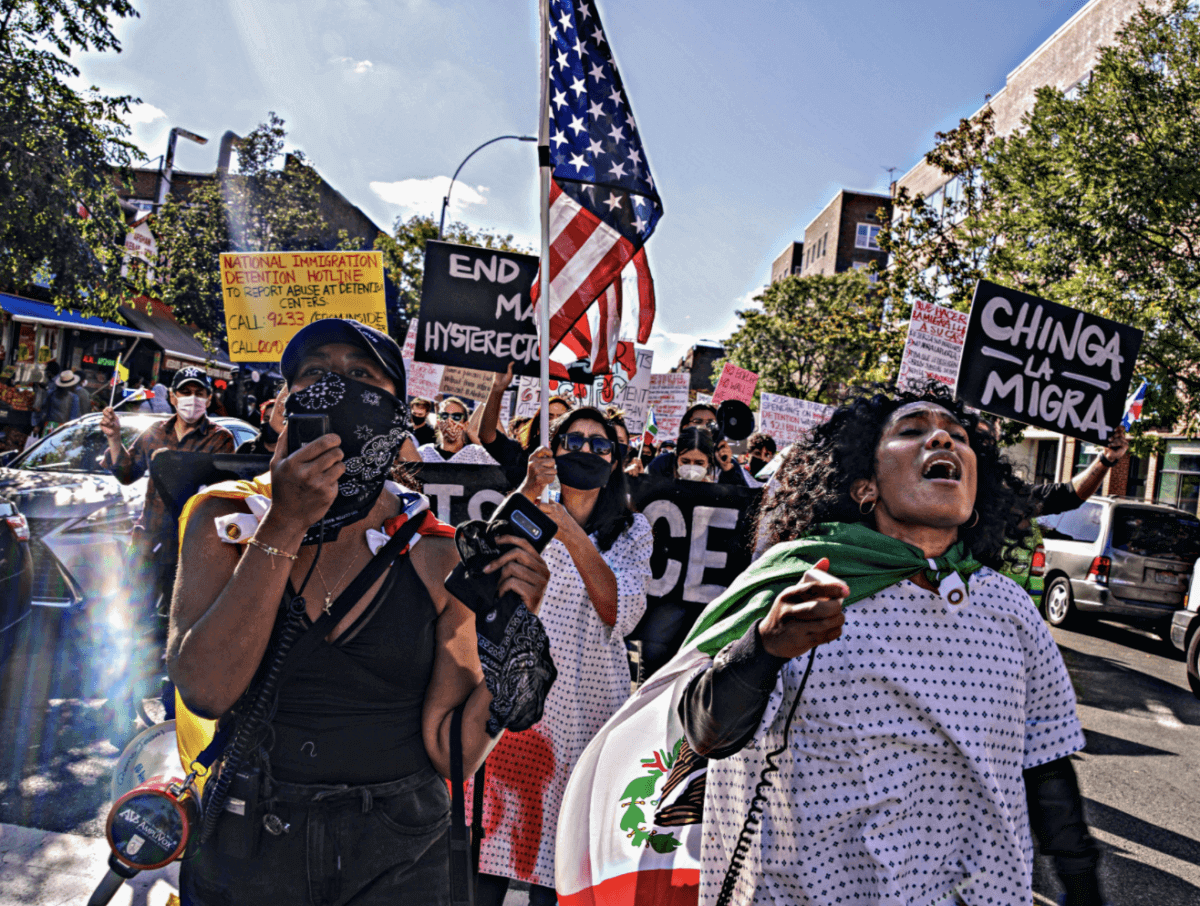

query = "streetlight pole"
[156,127,209,210]
[438,134,536,239]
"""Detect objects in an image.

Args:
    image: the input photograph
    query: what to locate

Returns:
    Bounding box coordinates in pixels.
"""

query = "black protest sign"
[409,462,509,525]
[626,476,761,677]
[415,241,541,376]
[955,280,1143,445]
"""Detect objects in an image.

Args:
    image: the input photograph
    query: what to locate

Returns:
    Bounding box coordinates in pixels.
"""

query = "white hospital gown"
[476,513,654,887]
[417,442,498,465]
[700,567,1085,906]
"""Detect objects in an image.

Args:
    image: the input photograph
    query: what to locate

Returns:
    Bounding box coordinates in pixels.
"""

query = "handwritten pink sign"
[711,363,758,405]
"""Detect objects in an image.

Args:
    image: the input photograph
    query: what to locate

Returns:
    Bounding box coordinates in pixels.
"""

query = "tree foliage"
[721,271,896,406]
[0,0,141,313]
[984,0,1200,432]
[138,113,364,347]
[375,214,528,319]
[877,105,998,314]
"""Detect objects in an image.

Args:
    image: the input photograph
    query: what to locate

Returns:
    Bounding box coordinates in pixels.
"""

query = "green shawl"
[684,522,983,659]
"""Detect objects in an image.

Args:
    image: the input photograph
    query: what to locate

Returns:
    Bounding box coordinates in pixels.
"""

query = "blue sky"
[77,0,1090,371]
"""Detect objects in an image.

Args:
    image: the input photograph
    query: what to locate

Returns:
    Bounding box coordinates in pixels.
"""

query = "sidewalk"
[0,823,530,905]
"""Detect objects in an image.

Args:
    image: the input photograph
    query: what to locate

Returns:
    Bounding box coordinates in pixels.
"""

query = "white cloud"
[369,176,488,219]
[127,102,167,125]
[329,56,373,74]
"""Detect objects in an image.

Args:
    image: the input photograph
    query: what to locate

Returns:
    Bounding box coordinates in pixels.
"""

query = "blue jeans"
[181,768,452,906]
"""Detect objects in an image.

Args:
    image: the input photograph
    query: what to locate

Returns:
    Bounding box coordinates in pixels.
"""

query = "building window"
[1035,439,1059,484]
[855,223,881,250]
[1155,448,1200,513]
[821,233,828,257]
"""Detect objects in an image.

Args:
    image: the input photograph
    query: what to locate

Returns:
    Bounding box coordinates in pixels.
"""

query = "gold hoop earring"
[968,508,979,528]
[859,498,876,516]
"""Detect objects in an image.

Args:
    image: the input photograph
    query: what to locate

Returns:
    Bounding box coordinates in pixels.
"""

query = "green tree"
[984,0,1200,430]
[376,214,528,319]
[721,271,896,406]
[138,113,366,347]
[877,106,999,314]
[0,0,141,313]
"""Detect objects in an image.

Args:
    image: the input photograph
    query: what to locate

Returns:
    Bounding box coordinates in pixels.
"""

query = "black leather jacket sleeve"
[1024,755,1104,906]
[678,620,788,760]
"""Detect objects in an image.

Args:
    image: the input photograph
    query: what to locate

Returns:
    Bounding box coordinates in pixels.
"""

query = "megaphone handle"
[87,855,141,906]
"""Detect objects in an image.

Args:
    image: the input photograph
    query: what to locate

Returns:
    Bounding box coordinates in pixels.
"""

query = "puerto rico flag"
[1121,380,1147,431]
[533,0,662,375]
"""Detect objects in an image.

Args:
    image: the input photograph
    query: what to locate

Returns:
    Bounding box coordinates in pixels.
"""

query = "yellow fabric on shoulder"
[174,474,271,790]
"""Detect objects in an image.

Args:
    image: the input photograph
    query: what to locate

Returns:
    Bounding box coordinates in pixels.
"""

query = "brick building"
[671,342,725,395]
[770,242,804,284]
[788,189,891,279]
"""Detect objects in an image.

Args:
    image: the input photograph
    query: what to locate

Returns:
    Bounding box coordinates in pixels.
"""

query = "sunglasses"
[559,432,615,456]
[438,412,467,423]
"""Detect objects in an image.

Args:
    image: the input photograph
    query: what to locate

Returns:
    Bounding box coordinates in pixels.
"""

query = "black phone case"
[286,414,330,452]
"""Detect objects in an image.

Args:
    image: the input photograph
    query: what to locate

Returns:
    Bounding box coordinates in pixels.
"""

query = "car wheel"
[1187,629,1200,700]
[1044,577,1077,628]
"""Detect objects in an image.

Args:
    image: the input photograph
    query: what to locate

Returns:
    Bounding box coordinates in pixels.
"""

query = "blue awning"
[0,293,153,339]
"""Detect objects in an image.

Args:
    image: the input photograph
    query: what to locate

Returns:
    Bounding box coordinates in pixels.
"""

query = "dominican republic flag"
[1121,380,1147,431]
[532,0,662,375]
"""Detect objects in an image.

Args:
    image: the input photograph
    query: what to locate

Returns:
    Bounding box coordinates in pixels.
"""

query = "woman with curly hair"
[676,386,1103,906]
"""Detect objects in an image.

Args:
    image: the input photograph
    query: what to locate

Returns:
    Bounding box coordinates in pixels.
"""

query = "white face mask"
[678,463,709,482]
[175,395,208,424]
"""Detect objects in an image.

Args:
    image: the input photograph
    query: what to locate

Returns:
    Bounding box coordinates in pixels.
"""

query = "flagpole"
[108,353,123,409]
[538,0,552,453]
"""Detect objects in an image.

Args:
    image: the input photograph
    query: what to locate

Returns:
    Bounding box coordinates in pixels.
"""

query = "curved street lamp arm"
[439,134,536,239]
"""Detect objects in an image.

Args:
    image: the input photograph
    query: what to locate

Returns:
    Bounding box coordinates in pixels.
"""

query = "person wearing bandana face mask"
[168,319,553,906]
[98,367,236,744]
[473,407,653,906]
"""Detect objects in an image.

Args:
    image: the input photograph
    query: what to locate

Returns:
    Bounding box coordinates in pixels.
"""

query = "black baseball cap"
[171,366,212,392]
[281,318,405,388]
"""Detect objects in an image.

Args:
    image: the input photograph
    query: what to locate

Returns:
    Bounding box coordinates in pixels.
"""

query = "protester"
[418,396,498,465]
[1017,423,1130,517]
[235,389,287,456]
[744,431,777,479]
[478,365,537,488]
[148,374,172,413]
[475,406,653,906]
[410,396,437,446]
[674,426,717,482]
[602,405,642,477]
[646,402,749,485]
[170,318,554,905]
[678,386,1102,906]
[33,369,84,434]
[98,367,235,741]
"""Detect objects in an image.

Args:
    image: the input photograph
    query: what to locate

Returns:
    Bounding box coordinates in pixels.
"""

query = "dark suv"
[1037,496,1200,637]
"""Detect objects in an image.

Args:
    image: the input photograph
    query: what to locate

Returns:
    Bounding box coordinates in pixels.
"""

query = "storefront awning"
[119,304,236,374]
[0,293,153,340]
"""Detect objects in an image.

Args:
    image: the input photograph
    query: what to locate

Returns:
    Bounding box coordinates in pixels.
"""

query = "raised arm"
[167,433,345,718]
[478,362,515,445]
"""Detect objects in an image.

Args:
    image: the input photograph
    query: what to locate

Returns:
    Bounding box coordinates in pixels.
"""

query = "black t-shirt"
[483,432,530,490]
[1028,481,1081,517]
[412,422,437,447]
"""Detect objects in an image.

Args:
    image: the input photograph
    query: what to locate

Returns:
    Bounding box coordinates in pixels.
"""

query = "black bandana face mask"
[285,372,412,544]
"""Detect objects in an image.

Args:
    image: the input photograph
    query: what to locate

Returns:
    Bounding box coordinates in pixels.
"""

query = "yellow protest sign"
[220,251,388,361]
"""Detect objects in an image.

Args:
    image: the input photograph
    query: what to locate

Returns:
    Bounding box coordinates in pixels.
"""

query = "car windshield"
[1110,507,1200,561]
[15,418,162,473]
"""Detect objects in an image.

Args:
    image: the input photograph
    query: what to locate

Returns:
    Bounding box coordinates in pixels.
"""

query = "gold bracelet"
[246,536,299,566]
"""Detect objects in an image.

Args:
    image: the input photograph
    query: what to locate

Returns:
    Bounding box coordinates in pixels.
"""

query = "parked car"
[0,412,258,609]
[1037,496,1200,637]
[1170,562,1200,698]
[0,496,33,666]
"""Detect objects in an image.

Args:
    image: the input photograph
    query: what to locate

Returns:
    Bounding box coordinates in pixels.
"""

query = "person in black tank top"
[168,319,553,906]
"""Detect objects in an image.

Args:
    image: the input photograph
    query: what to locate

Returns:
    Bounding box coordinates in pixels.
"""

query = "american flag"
[533,0,663,375]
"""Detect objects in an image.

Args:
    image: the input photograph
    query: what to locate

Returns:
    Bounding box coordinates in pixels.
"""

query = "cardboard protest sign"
[406,361,444,401]
[545,344,653,433]
[401,320,419,360]
[409,463,509,524]
[711,363,758,405]
[220,251,387,361]
[897,300,969,393]
[415,241,540,375]
[758,392,834,445]
[956,280,1143,445]
[439,366,496,401]
[513,375,541,420]
[648,373,690,439]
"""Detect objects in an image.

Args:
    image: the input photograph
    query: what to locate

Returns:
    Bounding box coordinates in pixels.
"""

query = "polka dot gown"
[700,568,1085,906]
[476,513,653,887]
[417,442,499,465]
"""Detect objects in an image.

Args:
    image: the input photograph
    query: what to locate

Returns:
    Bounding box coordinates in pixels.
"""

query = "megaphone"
[716,399,754,442]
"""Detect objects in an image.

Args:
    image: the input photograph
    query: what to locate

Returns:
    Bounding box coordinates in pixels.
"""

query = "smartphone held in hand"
[286,414,330,452]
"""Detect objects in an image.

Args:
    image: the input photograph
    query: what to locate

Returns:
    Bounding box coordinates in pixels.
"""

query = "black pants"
[475,873,557,906]
[181,769,452,906]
